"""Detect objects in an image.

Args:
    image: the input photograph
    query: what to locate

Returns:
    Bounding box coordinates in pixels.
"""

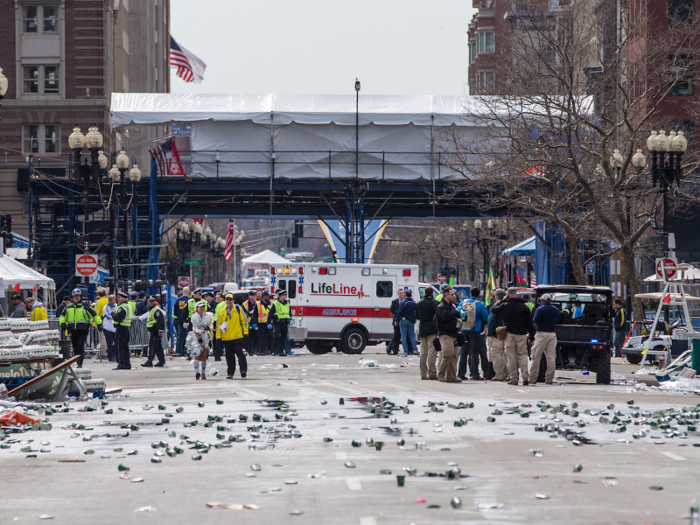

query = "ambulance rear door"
[372,274,396,340]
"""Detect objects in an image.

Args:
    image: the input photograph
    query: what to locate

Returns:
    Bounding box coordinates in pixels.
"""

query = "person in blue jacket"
[395,288,419,356]
[457,287,489,380]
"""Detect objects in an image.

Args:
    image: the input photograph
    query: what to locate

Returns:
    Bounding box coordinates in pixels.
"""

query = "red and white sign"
[437,274,447,284]
[655,257,678,280]
[178,276,190,288]
[75,254,98,277]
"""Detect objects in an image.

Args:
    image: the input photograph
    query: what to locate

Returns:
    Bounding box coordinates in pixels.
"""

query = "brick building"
[0,0,170,238]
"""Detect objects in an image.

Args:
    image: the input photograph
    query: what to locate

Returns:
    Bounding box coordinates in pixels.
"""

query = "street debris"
[205,502,261,510]
[134,506,157,512]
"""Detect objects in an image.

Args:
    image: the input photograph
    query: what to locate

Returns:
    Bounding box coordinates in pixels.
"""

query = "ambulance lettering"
[322,309,358,316]
[310,283,369,299]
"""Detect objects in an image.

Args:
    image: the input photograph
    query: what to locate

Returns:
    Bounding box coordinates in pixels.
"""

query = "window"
[669,0,693,29]
[23,5,58,33]
[22,65,60,95]
[376,281,393,298]
[23,124,60,154]
[277,279,286,292]
[288,280,297,299]
[469,41,476,64]
[670,54,694,96]
[478,71,495,93]
[477,31,495,54]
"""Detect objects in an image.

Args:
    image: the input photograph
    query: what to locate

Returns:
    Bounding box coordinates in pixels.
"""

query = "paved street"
[3,345,699,524]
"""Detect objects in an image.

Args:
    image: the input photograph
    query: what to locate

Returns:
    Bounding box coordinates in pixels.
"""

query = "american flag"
[224,219,235,261]
[170,36,206,84]
[531,272,537,287]
[149,139,185,176]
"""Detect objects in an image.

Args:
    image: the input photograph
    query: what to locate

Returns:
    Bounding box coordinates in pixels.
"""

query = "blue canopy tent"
[502,236,536,256]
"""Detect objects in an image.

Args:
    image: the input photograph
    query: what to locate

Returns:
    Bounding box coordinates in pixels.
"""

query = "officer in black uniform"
[113,292,132,369]
[142,296,166,368]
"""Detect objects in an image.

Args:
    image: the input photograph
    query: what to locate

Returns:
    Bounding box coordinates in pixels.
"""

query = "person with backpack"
[486,288,508,381]
[613,299,629,357]
[416,287,439,380]
[457,287,489,381]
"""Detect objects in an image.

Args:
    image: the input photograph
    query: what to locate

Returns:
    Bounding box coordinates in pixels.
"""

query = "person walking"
[492,287,535,386]
[103,294,117,362]
[204,291,218,313]
[217,293,248,379]
[56,296,71,319]
[270,290,291,356]
[435,283,450,302]
[59,288,102,368]
[187,301,215,379]
[257,291,274,354]
[486,289,508,381]
[457,287,489,381]
[613,299,629,358]
[527,294,560,385]
[435,288,463,383]
[416,287,439,380]
[112,292,132,369]
[213,296,227,361]
[9,294,26,318]
[396,288,418,358]
[242,290,259,355]
[142,296,166,368]
[172,287,191,356]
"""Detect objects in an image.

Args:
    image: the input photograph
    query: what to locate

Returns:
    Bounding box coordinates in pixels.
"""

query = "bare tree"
[443,0,700,319]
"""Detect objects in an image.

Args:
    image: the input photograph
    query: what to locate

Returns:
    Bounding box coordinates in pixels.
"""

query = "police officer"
[257,291,274,355]
[269,289,291,356]
[59,288,102,368]
[142,296,166,368]
[128,291,138,316]
[172,287,191,356]
[189,289,203,319]
[242,290,259,355]
[113,291,132,369]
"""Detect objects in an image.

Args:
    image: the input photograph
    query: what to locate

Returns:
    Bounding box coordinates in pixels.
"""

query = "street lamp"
[68,124,103,288]
[474,219,493,291]
[645,128,688,255]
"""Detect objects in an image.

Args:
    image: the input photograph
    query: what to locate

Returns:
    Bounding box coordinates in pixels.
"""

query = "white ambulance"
[269,263,419,354]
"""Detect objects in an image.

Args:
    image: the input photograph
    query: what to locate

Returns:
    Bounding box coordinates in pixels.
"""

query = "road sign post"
[655,257,678,281]
[75,254,98,278]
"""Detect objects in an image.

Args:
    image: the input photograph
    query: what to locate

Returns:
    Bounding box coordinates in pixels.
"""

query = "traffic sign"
[75,254,98,277]
[185,259,202,266]
[194,271,202,276]
[178,276,190,288]
[655,257,678,280]
[437,274,447,284]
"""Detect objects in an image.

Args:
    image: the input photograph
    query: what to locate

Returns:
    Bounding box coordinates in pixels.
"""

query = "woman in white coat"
[186,302,215,379]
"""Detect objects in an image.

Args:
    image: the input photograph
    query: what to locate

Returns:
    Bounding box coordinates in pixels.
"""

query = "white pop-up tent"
[0,255,56,309]
[241,250,290,277]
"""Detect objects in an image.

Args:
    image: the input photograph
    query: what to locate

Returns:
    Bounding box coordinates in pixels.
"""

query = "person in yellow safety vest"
[142,296,166,368]
[59,288,102,368]
[112,291,132,370]
[128,291,138,318]
[242,290,259,355]
[269,289,291,356]
[188,289,203,320]
[257,290,274,355]
[25,297,48,322]
[213,297,227,361]
[526,296,535,312]
[216,293,248,379]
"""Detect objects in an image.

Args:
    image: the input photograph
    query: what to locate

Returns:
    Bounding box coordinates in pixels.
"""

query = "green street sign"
[185,260,203,266]
[194,271,202,276]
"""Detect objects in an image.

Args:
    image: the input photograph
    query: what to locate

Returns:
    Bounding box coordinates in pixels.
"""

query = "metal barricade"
[129,321,149,355]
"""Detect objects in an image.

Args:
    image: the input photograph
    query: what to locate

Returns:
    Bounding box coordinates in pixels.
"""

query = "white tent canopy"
[241,250,290,277]
[0,255,56,310]
[644,263,700,282]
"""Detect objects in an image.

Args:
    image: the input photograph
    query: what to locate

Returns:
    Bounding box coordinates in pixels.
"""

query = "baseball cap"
[262,290,270,297]
[440,284,450,291]
[130,291,138,298]
[204,291,215,298]
[138,292,147,299]
[148,296,157,302]
[541,293,552,301]
[196,301,207,308]
[12,294,22,300]
[248,290,257,296]
[225,293,234,300]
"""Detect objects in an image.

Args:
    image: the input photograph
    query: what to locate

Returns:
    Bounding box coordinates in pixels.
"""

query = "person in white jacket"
[102,295,117,362]
[186,302,215,380]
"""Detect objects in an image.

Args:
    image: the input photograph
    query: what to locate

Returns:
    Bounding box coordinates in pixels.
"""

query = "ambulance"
[269,263,419,354]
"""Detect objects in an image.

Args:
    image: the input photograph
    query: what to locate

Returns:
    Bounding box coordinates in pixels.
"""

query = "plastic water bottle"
[690,499,699,525]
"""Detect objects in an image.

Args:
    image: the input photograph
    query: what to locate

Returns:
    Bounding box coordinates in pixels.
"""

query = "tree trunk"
[622,245,644,321]
[565,233,587,285]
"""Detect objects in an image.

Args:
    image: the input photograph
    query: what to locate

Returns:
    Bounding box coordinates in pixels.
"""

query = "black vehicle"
[534,285,613,385]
